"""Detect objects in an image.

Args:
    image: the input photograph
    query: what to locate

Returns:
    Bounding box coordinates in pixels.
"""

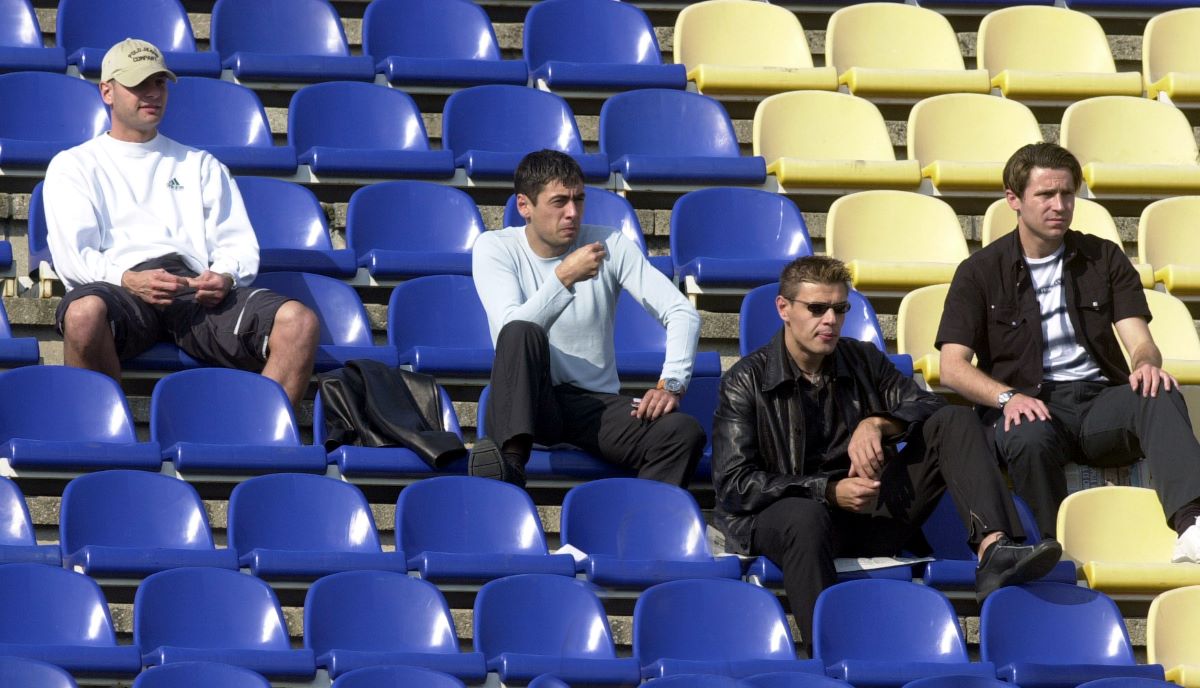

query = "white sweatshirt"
[43,132,259,291]
[472,224,701,394]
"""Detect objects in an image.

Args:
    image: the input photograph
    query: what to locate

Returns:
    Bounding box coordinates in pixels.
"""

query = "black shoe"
[468,437,526,488]
[975,536,1063,604]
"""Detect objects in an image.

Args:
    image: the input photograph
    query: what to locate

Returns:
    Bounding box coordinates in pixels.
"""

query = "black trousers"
[484,320,706,487]
[750,405,1023,648]
[995,380,1200,539]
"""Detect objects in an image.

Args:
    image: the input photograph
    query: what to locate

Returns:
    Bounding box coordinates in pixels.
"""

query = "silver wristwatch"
[997,389,1018,409]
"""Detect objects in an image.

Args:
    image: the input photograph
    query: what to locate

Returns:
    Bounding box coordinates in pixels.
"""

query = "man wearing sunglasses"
[711,255,1061,648]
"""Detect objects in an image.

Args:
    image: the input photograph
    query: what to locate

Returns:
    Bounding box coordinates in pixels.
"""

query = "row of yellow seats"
[1149,583,1200,687]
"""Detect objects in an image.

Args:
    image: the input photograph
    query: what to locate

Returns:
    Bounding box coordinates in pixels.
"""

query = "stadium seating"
[346,180,482,281]
[745,554,917,588]
[209,0,374,83]
[560,477,742,586]
[825,3,990,98]
[672,374,717,480]
[529,675,573,688]
[898,679,1010,688]
[332,665,467,688]
[0,0,65,73]
[0,476,60,565]
[0,300,39,367]
[59,470,237,576]
[644,677,750,688]
[1143,8,1200,102]
[0,656,78,688]
[1147,585,1200,687]
[745,674,856,688]
[135,567,317,678]
[896,283,949,387]
[614,290,723,379]
[305,570,487,681]
[1074,680,1180,688]
[0,72,108,170]
[26,182,55,289]
[752,91,922,191]
[131,661,272,688]
[601,89,767,186]
[157,77,297,175]
[288,82,455,179]
[976,6,1142,100]
[1136,290,1200,383]
[395,476,577,582]
[235,177,357,278]
[150,368,328,474]
[1058,486,1200,593]
[387,275,494,378]
[56,0,221,77]
[524,0,687,91]
[981,582,1165,686]
[1138,196,1200,295]
[362,0,527,88]
[672,0,838,96]
[814,579,996,686]
[474,574,642,685]
[227,473,408,578]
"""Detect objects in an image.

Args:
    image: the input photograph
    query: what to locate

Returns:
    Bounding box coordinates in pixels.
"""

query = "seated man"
[711,255,1060,646]
[938,142,1200,560]
[43,38,318,406]
[470,149,706,487]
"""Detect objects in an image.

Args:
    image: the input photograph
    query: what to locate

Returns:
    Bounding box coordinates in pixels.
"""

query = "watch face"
[664,378,684,394]
[999,391,1014,406]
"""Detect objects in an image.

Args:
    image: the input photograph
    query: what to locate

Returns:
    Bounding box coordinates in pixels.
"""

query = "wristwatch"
[657,378,685,396]
[997,389,1019,409]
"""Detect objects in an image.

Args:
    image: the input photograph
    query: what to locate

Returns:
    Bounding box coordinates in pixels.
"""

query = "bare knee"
[62,296,110,344]
[271,302,319,351]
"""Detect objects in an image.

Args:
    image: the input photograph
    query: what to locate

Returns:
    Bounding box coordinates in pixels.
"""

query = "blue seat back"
[0,656,79,688]
[0,0,44,48]
[250,271,374,348]
[614,289,666,352]
[363,0,503,61]
[502,186,649,255]
[60,470,217,552]
[600,89,740,159]
[671,188,811,263]
[346,180,483,258]
[0,365,138,443]
[237,177,333,251]
[922,492,1048,560]
[677,375,718,454]
[0,477,37,547]
[387,275,493,353]
[158,77,275,148]
[561,477,716,561]
[132,661,271,688]
[524,0,665,68]
[0,72,108,142]
[743,672,857,687]
[813,579,968,663]
[27,181,48,260]
[150,368,303,447]
[289,81,432,152]
[474,573,620,659]
[395,475,550,556]
[980,583,1136,666]
[645,677,750,687]
[442,84,589,156]
[739,283,886,357]
[57,0,198,55]
[305,570,460,655]
[211,0,352,57]
[333,665,466,688]
[0,563,120,645]
[893,678,1011,688]
[0,298,19,340]
[228,473,382,554]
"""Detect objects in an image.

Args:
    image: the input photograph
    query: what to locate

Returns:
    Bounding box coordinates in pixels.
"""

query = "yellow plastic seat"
[980,197,1154,288]
[1144,9,1200,101]
[1148,586,1200,687]
[897,283,952,387]
[673,0,838,96]
[1139,196,1200,296]
[977,6,1142,101]
[752,91,922,190]
[1058,486,1200,593]
[1118,290,1200,384]
[907,93,1042,191]
[825,3,990,98]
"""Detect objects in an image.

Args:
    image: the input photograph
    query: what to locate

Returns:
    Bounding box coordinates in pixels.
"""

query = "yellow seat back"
[1062,96,1199,166]
[907,93,1042,168]
[1147,585,1200,668]
[978,6,1118,75]
[897,283,951,360]
[674,0,816,70]
[1057,486,1176,565]
[1138,196,1200,267]
[826,190,968,263]
[1140,289,1200,361]
[1143,9,1200,89]
[826,3,964,72]
[753,90,897,162]
[980,197,1120,246]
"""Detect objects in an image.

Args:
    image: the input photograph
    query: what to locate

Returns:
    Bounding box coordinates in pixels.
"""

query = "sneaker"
[468,437,526,488]
[975,536,1063,604]
[1172,516,1200,563]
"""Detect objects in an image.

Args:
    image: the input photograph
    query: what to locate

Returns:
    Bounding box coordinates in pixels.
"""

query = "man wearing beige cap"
[42,38,319,406]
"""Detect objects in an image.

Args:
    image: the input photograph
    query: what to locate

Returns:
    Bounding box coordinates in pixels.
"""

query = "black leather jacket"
[711,330,945,553]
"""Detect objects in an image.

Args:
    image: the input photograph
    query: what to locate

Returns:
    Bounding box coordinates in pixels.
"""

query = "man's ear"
[515,193,534,220]
[775,295,791,324]
[1004,188,1021,212]
[98,80,114,106]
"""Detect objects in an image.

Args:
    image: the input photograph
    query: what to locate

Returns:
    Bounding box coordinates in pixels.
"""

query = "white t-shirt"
[1027,246,1104,381]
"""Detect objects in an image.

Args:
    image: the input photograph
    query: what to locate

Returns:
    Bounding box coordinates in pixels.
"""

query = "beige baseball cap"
[100,38,177,87]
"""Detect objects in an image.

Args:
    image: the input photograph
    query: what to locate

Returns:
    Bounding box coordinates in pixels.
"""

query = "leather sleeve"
[869,344,945,441]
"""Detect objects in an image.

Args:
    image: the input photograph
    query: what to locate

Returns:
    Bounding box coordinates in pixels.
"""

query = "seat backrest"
[474,573,620,659]
[1138,195,1200,267]
[332,665,466,688]
[1146,584,1200,670]
[288,81,432,152]
[896,283,951,360]
[977,6,1117,74]
[745,673,869,687]
[981,583,1135,665]
[1061,95,1199,166]
[1143,8,1200,87]
[157,77,274,148]
[442,84,588,156]
[601,89,741,160]
[27,181,48,259]
[813,579,968,663]
[826,3,965,72]
[60,470,217,553]
[387,274,493,352]
[740,283,886,357]
[673,0,815,71]
[561,477,715,561]
[236,177,333,252]
[362,0,502,62]
[676,374,718,456]
[345,180,483,258]
[135,567,292,651]
[525,0,664,68]
[634,578,800,664]
[228,473,382,554]
[0,563,120,645]
[614,289,666,352]
[0,300,17,340]
[907,93,1042,167]
[0,72,108,142]
[395,475,551,555]
[1057,486,1177,564]
[250,271,374,348]
[150,368,302,447]
[753,90,896,163]
[132,661,271,688]
[670,187,811,264]
[0,365,138,443]
[886,678,1011,688]
[57,0,197,54]
[981,197,1120,246]
[0,477,36,547]
[210,0,351,57]
[1139,289,1200,361]
[826,190,968,264]
[0,656,79,688]
[503,186,649,255]
[0,0,44,48]
[646,676,750,688]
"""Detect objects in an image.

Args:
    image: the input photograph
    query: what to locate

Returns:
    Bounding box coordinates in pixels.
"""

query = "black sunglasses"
[785,298,852,316]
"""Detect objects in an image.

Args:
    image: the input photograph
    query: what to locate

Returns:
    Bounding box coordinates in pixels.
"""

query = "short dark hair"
[514,149,584,203]
[778,256,852,299]
[1003,143,1083,197]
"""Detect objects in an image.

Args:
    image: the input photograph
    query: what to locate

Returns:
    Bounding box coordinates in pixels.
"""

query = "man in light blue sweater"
[470,150,706,487]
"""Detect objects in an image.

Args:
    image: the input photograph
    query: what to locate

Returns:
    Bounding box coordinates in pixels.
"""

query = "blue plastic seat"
[0,0,65,73]
[561,477,741,587]
[615,290,722,379]
[363,0,527,88]
[524,0,687,91]
[0,477,60,565]
[228,473,406,578]
[746,555,914,587]
[56,0,220,77]
[634,578,825,679]
[249,271,399,370]
[0,365,162,472]
[814,579,996,687]
[442,85,610,181]
[333,665,467,688]
[529,675,574,688]
[60,470,237,576]
[305,570,487,681]
[980,583,1166,687]
[210,0,374,83]
[745,673,856,687]
[0,656,79,688]
[0,563,142,677]
[288,82,454,179]
[1074,679,1179,688]
[346,181,482,280]
[236,177,356,278]
[600,89,767,185]
[676,375,718,480]
[395,476,577,582]
[0,299,39,367]
[150,368,328,474]
[898,678,1011,688]
[157,77,297,174]
[27,181,53,283]
[132,661,271,688]
[135,567,316,678]
[475,573,642,685]
[0,72,107,169]
[387,275,494,377]
[645,677,753,687]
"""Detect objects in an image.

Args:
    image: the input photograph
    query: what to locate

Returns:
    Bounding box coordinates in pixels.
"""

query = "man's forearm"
[941,353,1013,408]
[1129,341,1164,371]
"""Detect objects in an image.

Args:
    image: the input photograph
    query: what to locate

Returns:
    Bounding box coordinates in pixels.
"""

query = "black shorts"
[55,255,292,371]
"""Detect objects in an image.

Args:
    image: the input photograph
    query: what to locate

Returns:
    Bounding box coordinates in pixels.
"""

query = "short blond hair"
[778,256,851,299]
